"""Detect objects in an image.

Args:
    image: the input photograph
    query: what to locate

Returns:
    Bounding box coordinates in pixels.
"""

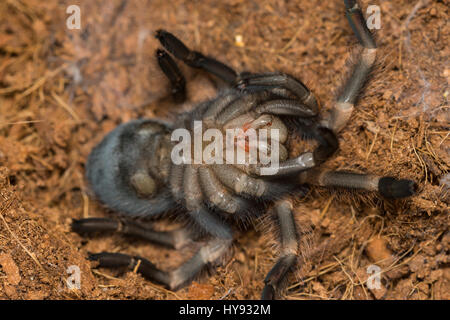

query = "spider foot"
[87,252,170,287]
[155,29,237,83]
[378,177,417,199]
[261,284,275,300]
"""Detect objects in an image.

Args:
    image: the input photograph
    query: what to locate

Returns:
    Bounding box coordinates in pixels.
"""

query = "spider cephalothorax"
[72,0,417,299]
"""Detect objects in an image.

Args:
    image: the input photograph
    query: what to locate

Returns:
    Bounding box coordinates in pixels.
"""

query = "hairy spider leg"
[325,0,378,133]
[262,199,298,299]
[300,170,417,199]
[76,212,234,290]
[246,124,338,177]
[230,74,339,174]
[156,49,187,103]
[234,72,319,117]
[88,237,232,290]
[155,29,238,84]
[206,87,338,177]
[73,211,234,290]
[309,1,416,199]
[72,218,193,249]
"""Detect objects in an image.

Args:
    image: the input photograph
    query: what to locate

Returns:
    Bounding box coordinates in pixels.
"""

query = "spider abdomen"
[86,119,174,217]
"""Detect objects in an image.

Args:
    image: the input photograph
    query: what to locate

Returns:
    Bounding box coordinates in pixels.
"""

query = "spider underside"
[72,0,417,300]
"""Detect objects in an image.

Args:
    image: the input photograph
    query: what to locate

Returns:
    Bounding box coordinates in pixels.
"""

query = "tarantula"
[72,0,416,299]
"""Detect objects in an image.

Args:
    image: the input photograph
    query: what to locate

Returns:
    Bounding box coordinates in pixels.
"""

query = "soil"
[0,0,448,300]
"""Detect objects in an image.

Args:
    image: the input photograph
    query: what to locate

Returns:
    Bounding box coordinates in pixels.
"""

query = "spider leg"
[235,72,319,116]
[88,237,232,290]
[262,199,298,300]
[344,0,377,49]
[169,237,232,289]
[300,170,417,198]
[215,91,272,125]
[155,29,238,84]
[85,167,235,291]
[256,152,316,176]
[72,218,193,249]
[198,166,250,214]
[87,252,170,285]
[252,126,338,176]
[184,165,235,239]
[202,91,241,124]
[212,164,268,198]
[325,0,377,132]
[156,49,186,103]
[255,99,317,118]
[84,165,235,290]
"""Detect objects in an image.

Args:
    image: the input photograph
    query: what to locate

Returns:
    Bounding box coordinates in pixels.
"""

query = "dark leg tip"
[87,252,102,262]
[155,29,190,56]
[71,219,94,234]
[87,252,132,268]
[87,252,107,268]
[261,285,275,300]
[154,29,166,40]
[70,217,119,234]
[71,219,82,233]
[155,29,180,52]
[378,177,417,199]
